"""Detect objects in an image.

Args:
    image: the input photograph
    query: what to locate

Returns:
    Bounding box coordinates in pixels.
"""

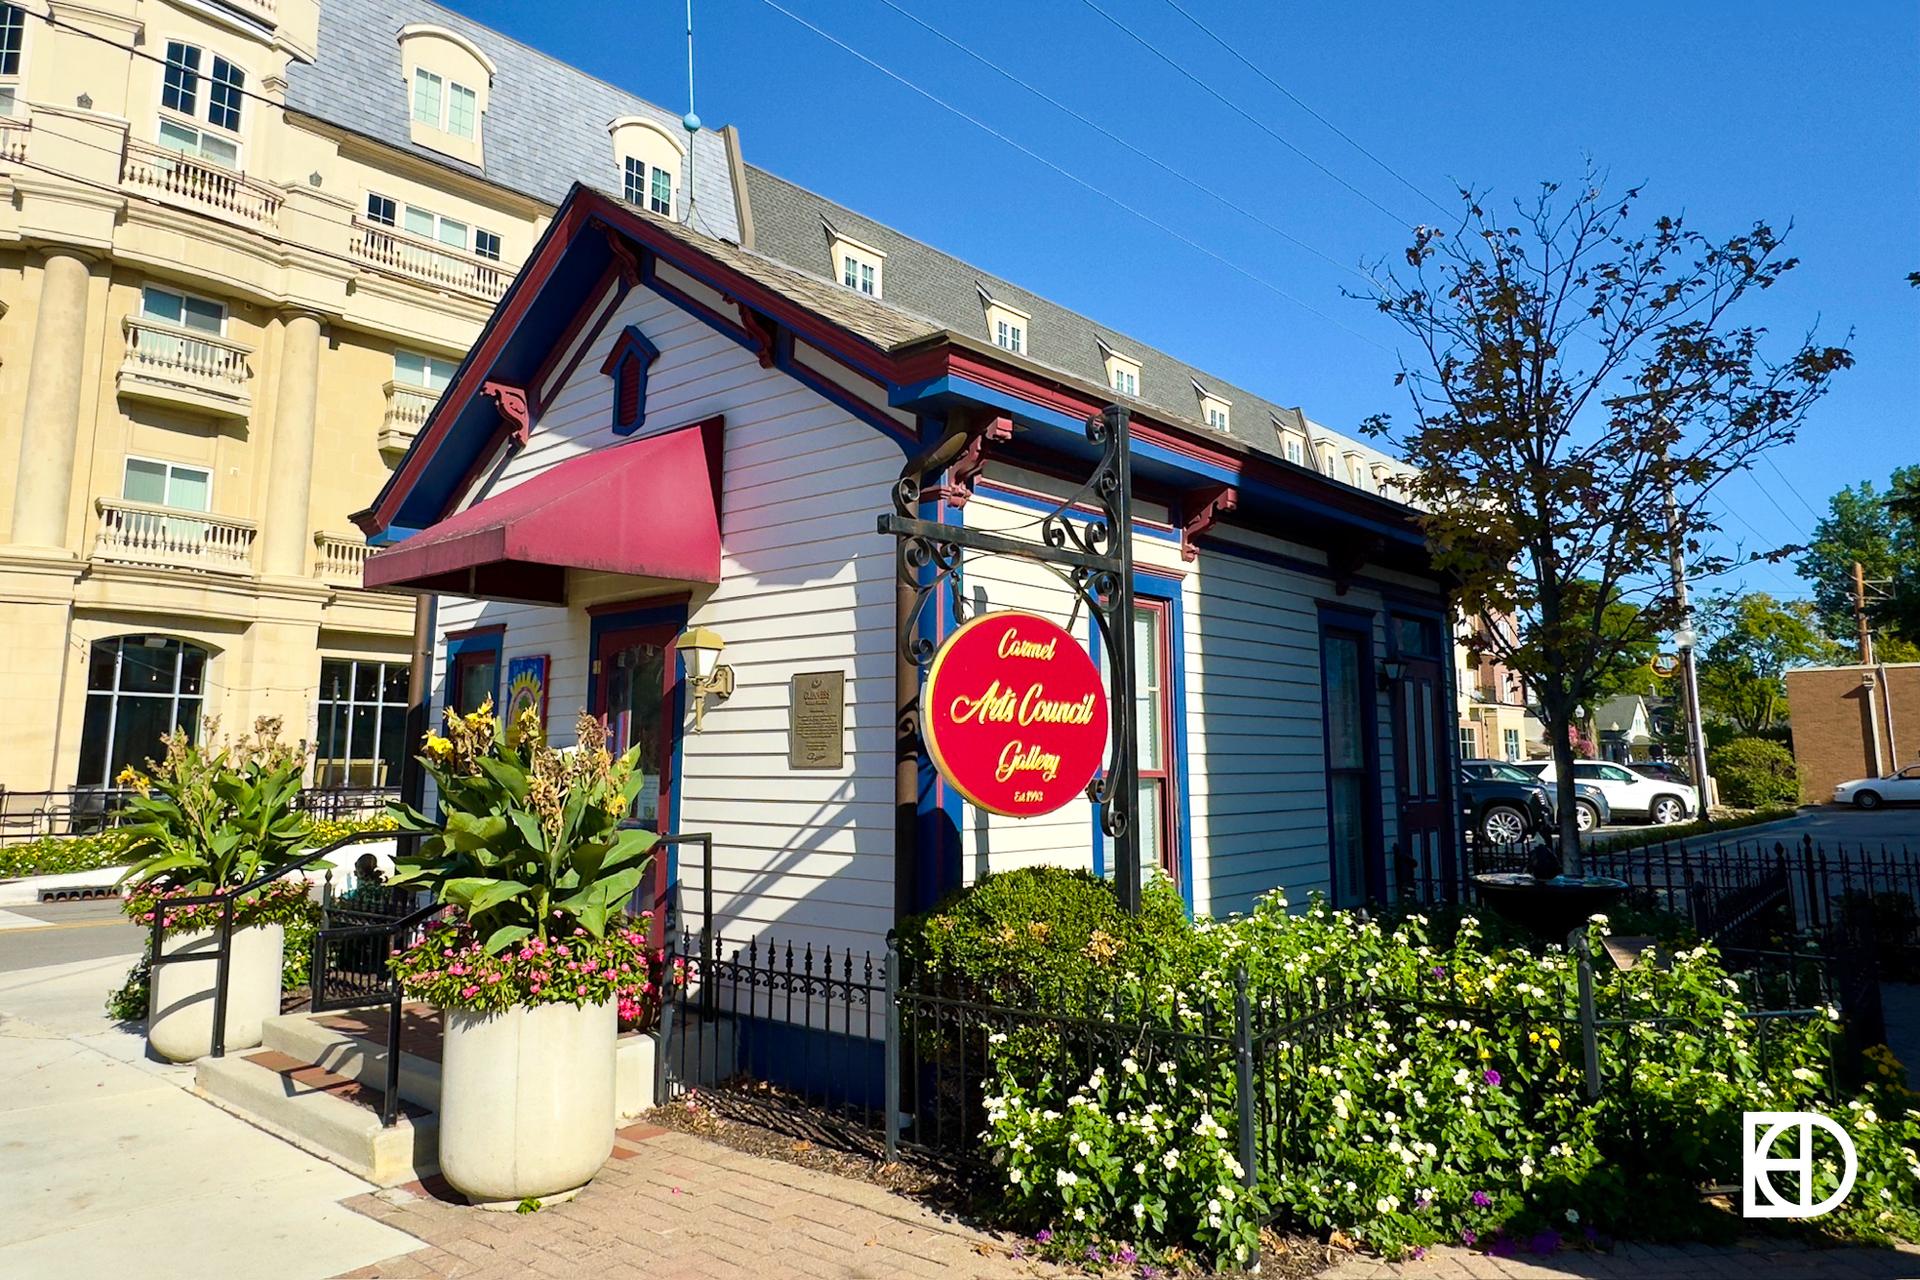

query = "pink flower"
[461,985,479,998]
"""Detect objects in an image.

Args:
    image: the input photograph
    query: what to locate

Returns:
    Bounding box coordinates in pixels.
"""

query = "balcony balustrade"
[312,531,374,585]
[121,139,283,228]
[379,381,438,456]
[117,316,254,419]
[94,498,256,576]
[351,217,513,300]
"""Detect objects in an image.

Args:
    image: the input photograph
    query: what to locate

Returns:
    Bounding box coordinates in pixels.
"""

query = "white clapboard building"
[358,181,1457,964]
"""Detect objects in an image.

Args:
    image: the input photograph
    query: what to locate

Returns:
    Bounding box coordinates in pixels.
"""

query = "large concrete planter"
[438,999,618,1207]
[147,923,285,1063]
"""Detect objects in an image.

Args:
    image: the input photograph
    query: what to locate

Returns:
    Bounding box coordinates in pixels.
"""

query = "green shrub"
[897,865,1189,1013]
[0,831,134,880]
[1709,737,1804,809]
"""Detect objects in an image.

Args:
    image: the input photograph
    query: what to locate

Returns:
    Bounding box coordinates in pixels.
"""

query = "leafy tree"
[1363,175,1851,866]
[1796,467,1920,650]
[1707,737,1802,809]
[1695,593,1839,734]
[1573,582,1660,705]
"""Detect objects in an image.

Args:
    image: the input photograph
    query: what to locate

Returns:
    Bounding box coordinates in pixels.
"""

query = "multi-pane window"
[1285,437,1304,465]
[394,350,456,392]
[1134,601,1176,888]
[162,42,200,115]
[412,67,478,140]
[369,192,498,261]
[314,659,411,788]
[994,318,1023,354]
[622,156,647,205]
[208,56,244,131]
[843,255,876,295]
[473,228,501,261]
[621,157,674,216]
[1112,366,1137,396]
[1458,725,1477,760]
[411,68,443,126]
[1206,405,1229,430]
[1503,727,1522,762]
[135,286,227,377]
[140,285,224,335]
[366,193,397,226]
[1321,626,1371,908]
[648,164,672,216]
[159,118,238,168]
[78,636,208,788]
[0,4,23,117]
[446,82,477,139]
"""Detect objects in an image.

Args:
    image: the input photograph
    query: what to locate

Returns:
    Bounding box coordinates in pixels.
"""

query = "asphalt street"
[0,898,145,973]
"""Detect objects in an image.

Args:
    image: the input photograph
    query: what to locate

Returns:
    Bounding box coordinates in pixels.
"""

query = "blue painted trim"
[913,479,963,911]
[1089,567,1194,916]
[585,601,691,887]
[972,480,1183,544]
[604,325,661,437]
[893,373,1426,548]
[772,330,918,453]
[1315,605,1386,906]
[369,524,421,547]
[445,628,505,713]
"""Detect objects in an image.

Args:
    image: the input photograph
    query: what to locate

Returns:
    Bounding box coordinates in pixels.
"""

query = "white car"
[1834,765,1920,809]
[1520,758,1698,825]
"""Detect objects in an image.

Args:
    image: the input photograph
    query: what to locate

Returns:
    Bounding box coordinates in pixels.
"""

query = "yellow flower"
[423,734,453,759]
[1528,1030,1540,1044]
[1548,1036,1562,1052]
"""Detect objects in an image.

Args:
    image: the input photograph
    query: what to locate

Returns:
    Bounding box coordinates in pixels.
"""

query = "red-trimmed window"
[1134,600,1177,890]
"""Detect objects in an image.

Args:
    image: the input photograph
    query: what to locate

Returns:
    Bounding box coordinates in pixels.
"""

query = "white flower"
[1008,1167,1023,1184]
[1133,1202,1146,1220]
[1163,1149,1180,1170]
[1565,1209,1580,1224]
[1520,1158,1535,1179]
[1056,1169,1078,1187]
[1122,1057,1139,1074]
[1792,1067,1817,1082]
[1073,1207,1086,1222]
[1076,1140,1092,1158]
[987,1031,1008,1045]
[1133,1161,1146,1176]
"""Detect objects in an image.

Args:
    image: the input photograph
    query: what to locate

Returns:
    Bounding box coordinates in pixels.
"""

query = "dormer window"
[159,42,244,167]
[1194,384,1231,432]
[398,25,495,165]
[1283,433,1306,466]
[611,116,684,220]
[983,299,1028,355]
[1100,343,1140,398]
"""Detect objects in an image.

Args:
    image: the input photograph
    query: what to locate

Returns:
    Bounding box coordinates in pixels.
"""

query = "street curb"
[0,866,133,906]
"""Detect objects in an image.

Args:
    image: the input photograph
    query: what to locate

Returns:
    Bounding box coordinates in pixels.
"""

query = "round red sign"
[923,610,1110,818]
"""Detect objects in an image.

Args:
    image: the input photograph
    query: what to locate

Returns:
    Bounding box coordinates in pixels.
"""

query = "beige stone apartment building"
[0,0,742,797]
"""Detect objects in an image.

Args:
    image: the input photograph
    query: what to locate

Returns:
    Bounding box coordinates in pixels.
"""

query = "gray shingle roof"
[286,0,741,244]
[743,166,1400,475]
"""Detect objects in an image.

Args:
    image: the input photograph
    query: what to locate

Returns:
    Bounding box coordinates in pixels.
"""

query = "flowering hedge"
[930,877,1920,1265]
[391,912,675,1027]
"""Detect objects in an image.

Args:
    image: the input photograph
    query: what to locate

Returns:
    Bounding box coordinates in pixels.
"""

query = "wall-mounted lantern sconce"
[678,625,734,731]
[1378,657,1408,692]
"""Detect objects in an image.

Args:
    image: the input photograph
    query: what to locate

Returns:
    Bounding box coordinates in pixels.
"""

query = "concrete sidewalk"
[0,952,420,1280]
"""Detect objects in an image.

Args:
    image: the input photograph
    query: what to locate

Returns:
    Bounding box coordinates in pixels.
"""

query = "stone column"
[259,311,323,578]
[10,251,94,550]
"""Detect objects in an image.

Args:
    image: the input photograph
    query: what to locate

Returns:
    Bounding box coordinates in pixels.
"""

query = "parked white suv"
[1520,759,1697,825]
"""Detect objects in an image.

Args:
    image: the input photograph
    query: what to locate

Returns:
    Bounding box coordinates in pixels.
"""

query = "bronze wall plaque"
[788,671,846,769]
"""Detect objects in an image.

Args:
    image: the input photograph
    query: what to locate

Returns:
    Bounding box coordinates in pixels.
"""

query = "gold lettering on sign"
[948,680,1098,728]
[996,626,1059,661]
[996,741,1063,783]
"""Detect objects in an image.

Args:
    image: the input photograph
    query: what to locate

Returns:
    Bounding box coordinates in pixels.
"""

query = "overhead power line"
[1073,0,1415,229]
[752,0,1393,353]
[869,0,1377,286]
[1761,451,1827,523]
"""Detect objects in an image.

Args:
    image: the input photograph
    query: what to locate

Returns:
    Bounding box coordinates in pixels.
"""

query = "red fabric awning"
[363,416,723,604]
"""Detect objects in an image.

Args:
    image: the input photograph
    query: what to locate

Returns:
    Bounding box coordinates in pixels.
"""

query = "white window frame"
[1283,434,1305,465]
[157,40,246,167]
[0,4,28,118]
[985,301,1029,355]
[830,234,885,299]
[393,349,456,392]
[122,455,212,511]
[411,66,480,141]
[139,284,227,336]
[1198,393,1231,432]
[1103,350,1141,398]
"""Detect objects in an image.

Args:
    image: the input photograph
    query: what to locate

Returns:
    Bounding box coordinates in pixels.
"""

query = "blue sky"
[449,0,1916,601]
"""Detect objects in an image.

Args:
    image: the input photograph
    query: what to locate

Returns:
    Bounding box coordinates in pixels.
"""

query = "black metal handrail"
[145,828,404,1060]
[2,785,398,845]
[310,896,446,1126]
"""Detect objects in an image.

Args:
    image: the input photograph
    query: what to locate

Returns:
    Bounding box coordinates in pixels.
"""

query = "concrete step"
[195,1050,437,1187]
[265,1005,664,1119]
[263,1010,442,1110]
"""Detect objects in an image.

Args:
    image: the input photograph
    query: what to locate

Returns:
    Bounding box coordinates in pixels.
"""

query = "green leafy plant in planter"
[115,717,315,907]
[389,699,663,1207]
[387,700,660,1011]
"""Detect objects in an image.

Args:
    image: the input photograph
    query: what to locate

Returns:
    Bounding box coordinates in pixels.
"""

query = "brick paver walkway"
[1319,1238,1920,1280]
[335,1127,1060,1280]
[338,1125,1920,1280]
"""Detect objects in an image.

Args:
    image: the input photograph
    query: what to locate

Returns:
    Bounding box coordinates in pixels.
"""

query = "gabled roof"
[744,166,1401,479]
[286,0,742,243]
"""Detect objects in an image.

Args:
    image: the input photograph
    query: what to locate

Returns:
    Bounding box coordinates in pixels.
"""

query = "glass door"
[592,622,678,832]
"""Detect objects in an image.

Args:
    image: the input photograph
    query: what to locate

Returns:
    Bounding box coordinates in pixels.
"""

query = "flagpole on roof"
[683,0,700,228]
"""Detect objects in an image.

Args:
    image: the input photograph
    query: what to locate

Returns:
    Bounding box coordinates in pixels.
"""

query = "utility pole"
[1662,477,1713,813]
[1853,560,1875,664]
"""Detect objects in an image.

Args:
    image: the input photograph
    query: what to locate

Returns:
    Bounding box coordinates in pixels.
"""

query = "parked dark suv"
[1458,759,1553,845]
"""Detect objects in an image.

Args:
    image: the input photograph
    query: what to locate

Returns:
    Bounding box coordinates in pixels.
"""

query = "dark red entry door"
[590,621,679,927]
[1390,617,1453,892]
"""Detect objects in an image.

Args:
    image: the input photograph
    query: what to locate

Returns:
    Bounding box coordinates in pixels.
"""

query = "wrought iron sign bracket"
[877,404,1143,912]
